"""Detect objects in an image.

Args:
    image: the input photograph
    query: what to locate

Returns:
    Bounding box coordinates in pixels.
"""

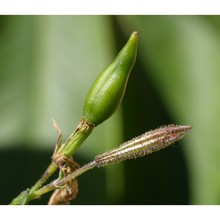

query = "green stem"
[12,124,192,204]
[58,119,94,157]
[10,119,94,204]
[31,119,93,194]
[29,161,97,201]
[28,162,58,198]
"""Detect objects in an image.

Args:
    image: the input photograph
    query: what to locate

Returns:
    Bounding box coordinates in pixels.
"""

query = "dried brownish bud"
[51,125,192,190]
[95,125,192,167]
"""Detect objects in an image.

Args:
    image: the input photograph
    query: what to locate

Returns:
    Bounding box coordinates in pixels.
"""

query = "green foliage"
[118,15,220,204]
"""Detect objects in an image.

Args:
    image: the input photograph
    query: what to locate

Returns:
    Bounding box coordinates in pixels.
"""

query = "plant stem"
[29,119,93,197]
[10,119,94,204]
[28,162,58,196]
[22,124,192,203]
[29,119,93,198]
[58,119,94,157]
[30,161,97,201]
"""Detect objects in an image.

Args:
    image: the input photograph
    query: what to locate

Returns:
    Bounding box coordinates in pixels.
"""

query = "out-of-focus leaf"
[0,16,122,157]
[118,16,220,204]
[0,16,126,204]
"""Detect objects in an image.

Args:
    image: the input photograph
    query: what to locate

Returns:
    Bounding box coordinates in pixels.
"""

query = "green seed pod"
[83,31,138,126]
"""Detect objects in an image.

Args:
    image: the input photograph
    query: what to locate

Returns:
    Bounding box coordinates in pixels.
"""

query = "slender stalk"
[10,119,94,204]
[27,124,192,202]
[58,119,94,157]
[28,162,58,197]
[30,161,97,201]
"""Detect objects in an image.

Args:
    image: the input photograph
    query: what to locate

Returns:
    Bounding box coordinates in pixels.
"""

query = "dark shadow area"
[0,147,106,205]
[112,15,190,205]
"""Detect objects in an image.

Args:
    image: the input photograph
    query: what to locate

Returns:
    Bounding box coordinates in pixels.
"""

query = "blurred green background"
[0,15,220,205]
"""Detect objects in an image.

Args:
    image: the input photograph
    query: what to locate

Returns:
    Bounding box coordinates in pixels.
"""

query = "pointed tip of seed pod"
[176,124,192,133]
[183,125,192,131]
[131,31,138,40]
[180,125,192,138]
[160,124,192,145]
[157,124,192,134]
[132,31,138,35]
[164,124,192,135]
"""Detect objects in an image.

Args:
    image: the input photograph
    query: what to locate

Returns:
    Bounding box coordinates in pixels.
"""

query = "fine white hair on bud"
[52,125,192,189]
[95,124,192,167]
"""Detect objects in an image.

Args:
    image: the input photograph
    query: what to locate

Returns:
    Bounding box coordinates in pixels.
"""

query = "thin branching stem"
[30,161,97,201]
[26,124,192,202]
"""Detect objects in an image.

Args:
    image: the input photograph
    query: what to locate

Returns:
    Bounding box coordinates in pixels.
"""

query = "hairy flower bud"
[95,125,192,167]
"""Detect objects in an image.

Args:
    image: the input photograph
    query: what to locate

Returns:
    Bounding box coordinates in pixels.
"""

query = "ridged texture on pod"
[83,32,138,126]
[95,125,192,167]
